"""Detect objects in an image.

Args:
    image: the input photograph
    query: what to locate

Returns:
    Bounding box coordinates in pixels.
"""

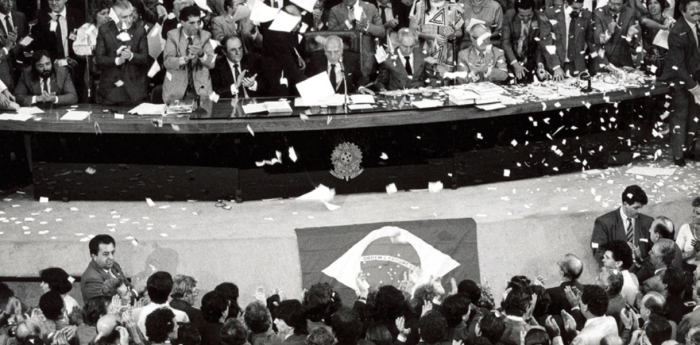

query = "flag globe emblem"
[360,236,421,288]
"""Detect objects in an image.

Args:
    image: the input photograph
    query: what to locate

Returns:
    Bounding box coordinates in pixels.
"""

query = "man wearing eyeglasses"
[376,28,434,91]
[212,35,263,98]
[456,23,508,83]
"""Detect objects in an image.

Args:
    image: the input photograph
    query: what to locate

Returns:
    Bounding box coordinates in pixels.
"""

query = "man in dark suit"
[546,253,584,316]
[591,185,654,267]
[95,0,149,105]
[0,0,28,86]
[31,0,86,100]
[212,35,264,98]
[14,50,78,106]
[80,234,132,302]
[305,35,374,95]
[591,0,641,74]
[538,0,593,80]
[327,0,385,76]
[260,4,307,97]
[503,0,542,83]
[660,0,700,166]
[376,28,433,91]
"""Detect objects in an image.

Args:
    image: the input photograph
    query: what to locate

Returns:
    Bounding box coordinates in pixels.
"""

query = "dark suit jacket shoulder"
[660,16,700,89]
[305,50,365,94]
[546,281,583,315]
[212,54,264,98]
[80,260,128,302]
[591,208,653,263]
[95,21,149,104]
[14,65,78,106]
[170,299,206,330]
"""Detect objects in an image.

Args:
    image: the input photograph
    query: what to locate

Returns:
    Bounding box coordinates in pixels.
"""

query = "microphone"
[339,61,348,113]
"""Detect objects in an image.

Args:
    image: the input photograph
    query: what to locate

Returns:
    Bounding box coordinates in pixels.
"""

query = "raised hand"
[356,272,370,298]
[254,286,266,302]
[545,315,560,337]
[421,300,433,317]
[564,286,581,308]
[395,316,410,335]
[560,310,577,334]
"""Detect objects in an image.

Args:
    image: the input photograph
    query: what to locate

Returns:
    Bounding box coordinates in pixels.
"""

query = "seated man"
[212,35,263,98]
[163,5,216,104]
[376,28,433,91]
[457,23,509,83]
[14,50,78,107]
[305,35,373,95]
[592,0,642,74]
[539,0,593,79]
[95,0,149,105]
[502,0,542,83]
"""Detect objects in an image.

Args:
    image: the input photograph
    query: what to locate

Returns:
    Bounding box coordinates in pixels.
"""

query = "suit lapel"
[178,28,188,57]
[50,73,60,95]
[32,77,41,96]
[513,18,522,40]
[615,208,625,239]
[413,49,424,76]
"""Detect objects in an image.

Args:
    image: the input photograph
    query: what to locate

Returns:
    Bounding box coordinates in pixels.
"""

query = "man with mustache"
[660,0,700,166]
[591,0,642,74]
[13,50,77,106]
[80,234,132,302]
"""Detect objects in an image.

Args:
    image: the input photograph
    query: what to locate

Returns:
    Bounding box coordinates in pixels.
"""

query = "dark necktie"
[568,16,576,59]
[330,63,337,90]
[5,16,12,34]
[348,6,354,22]
[380,6,387,23]
[612,13,618,30]
[626,217,633,243]
[569,11,579,19]
[696,23,700,49]
[233,63,240,93]
[187,36,194,92]
[404,56,412,76]
[42,78,49,94]
[55,14,65,58]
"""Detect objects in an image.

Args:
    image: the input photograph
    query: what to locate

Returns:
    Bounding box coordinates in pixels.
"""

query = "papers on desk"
[17,107,44,115]
[0,113,34,121]
[412,99,444,109]
[60,111,91,121]
[443,71,468,80]
[653,30,669,49]
[463,82,505,96]
[348,104,373,110]
[269,8,300,32]
[128,103,166,115]
[476,103,506,111]
[295,94,345,107]
[296,72,335,104]
[242,101,293,114]
[350,95,375,104]
[444,89,477,105]
[250,0,280,23]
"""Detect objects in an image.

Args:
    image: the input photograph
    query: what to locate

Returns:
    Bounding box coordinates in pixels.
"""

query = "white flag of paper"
[269,10,301,32]
[250,0,280,23]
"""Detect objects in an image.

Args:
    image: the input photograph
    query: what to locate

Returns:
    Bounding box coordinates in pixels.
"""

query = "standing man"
[260,5,307,97]
[306,35,374,95]
[376,28,433,91]
[81,235,131,302]
[502,0,542,83]
[31,0,85,101]
[0,0,28,86]
[327,0,385,76]
[591,185,654,267]
[660,0,700,166]
[211,0,262,54]
[591,0,642,74]
[95,0,149,105]
[163,5,216,103]
[538,0,593,79]
[212,35,263,98]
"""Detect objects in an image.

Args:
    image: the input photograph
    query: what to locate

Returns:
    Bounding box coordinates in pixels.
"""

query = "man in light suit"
[305,35,374,95]
[591,185,654,267]
[14,50,78,107]
[31,0,86,100]
[327,0,386,76]
[163,5,216,103]
[211,0,262,54]
[591,0,641,74]
[95,0,149,105]
[569,286,618,345]
[502,0,542,83]
[660,0,700,166]
[0,0,28,86]
[538,0,593,79]
[457,24,509,83]
[212,35,264,98]
[376,28,433,91]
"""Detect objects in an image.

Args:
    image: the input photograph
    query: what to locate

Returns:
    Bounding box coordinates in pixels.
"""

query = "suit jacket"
[14,65,78,106]
[591,6,640,71]
[0,11,28,90]
[457,46,509,83]
[260,29,306,96]
[170,299,206,330]
[162,27,216,103]
[635,242,684,283]
[539,6,593,75]
[571,316,618,345]
[591,208,654,264]
[32,8,85,61]
[212,54,264,98]
[210,15,262,54]
[305,50,366,94]
[80,260,129,302]
[665,294,691,325]
[376,47,432,90]
[659,16,700,90]
[546,281,584,316]
[95,21,149,105]
[642,267,667,295]
[502,9,542,68]
[499,316,531,345]
[327,0,385,75]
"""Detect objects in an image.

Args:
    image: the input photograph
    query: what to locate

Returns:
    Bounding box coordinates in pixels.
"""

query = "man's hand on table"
[552,67,565,81]
[358,86,375,95]
[512,61,527,79]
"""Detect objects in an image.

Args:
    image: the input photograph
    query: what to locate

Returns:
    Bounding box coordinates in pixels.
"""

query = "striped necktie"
[626,217,633,243]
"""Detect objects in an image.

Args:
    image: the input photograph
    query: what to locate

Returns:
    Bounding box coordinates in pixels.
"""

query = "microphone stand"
[340,62,348,113]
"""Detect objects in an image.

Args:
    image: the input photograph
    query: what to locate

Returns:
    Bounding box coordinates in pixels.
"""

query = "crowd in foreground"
[0,0,699,165]
[1,186,700,345]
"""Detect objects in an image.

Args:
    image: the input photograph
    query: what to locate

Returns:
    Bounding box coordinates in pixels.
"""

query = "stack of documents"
[444,89,478,105]
[60,111,91,121]
[242,101,293,114]
[129,103,167,115]
[0,113,34,121]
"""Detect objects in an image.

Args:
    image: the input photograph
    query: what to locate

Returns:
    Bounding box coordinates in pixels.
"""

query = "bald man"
[546,254,585,316]
[457,23,509,83]
[305,35,373,95]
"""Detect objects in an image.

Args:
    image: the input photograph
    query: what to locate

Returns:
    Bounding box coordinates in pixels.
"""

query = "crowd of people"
[1,185,700,345]
[0,0,695,164]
